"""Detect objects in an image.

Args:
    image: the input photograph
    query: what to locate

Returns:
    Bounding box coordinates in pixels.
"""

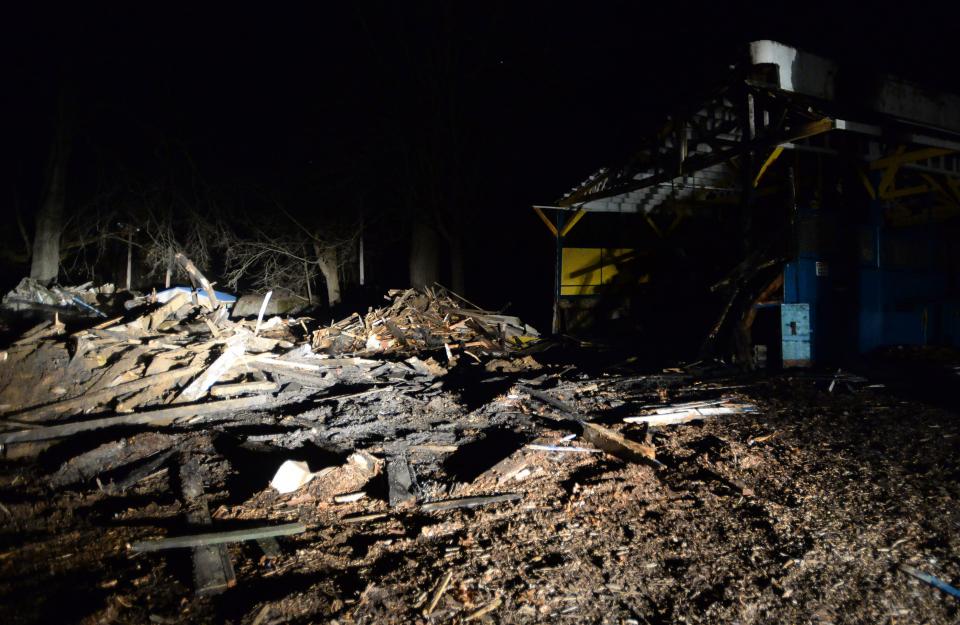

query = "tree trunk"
[30,117,70,284]
[315,245,341,306]
[409,219,439,288]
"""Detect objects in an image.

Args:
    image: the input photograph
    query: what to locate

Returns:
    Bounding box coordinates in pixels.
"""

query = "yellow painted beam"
[947,177,960,203]
[881,184,930,200]
[876,146,906,197]
[785,118,834,142]
[532,206,558,238]
[753,145,784,187]
[559,208,587,238]
[914,175,960,210]
[869,147,954,170]
[857,168,876,200]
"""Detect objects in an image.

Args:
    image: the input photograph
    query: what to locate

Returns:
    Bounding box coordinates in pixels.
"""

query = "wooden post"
[126,230,133,291]
[179,455,236,594]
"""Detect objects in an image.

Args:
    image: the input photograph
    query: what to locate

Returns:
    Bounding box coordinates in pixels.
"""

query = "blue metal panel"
[783,258,820,305]
[782,303,812,367]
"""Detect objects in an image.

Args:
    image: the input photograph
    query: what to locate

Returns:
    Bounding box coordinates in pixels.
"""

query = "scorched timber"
[0,395,269,444]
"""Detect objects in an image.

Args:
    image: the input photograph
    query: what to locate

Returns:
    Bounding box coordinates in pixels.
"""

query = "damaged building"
[537,40,960,368]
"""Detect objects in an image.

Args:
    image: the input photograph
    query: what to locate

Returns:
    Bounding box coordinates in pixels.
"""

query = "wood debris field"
[0,283,958,624]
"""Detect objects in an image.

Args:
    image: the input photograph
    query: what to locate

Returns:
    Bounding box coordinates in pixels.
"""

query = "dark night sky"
[5,2,959,322]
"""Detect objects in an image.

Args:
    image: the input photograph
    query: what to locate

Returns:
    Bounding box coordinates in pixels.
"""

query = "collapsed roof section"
[538,40,960,219]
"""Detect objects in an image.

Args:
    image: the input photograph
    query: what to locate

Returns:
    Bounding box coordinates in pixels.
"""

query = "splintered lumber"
[383,319,408,346]
[249,355,325,371]
[526,444,601,453]
[180,455,236,595]
[176,336,247,403]
[14,320,65,345]
[386,454,416,507]
[420,493,522,512]
[13,364,205,423]
[624,399,757,426]
[50,432,178,488]
[466,595,503,621]
[0,394,269,444]
[210,381,278,397]
[146,291,190,331]
[128,522,307,553]
[92,315,123,330]
[88,345,149,392]
[423,570,453,616]
[175,252,220,309]
[580,422,656,462]
[341,512,389,524]
[144,353,180,376]
[254,291,273,335]
[115,380,176,413]
[310,286,539,357]
[104,448,176,494]
[624,407,740,426]
[521,387,579,416]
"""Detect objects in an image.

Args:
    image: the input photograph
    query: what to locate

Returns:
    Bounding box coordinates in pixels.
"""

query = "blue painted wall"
[857,205,954,353]
[782,180,957,364]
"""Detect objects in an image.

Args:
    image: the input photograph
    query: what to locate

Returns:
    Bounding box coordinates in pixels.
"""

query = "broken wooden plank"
[423,570,453,616]
[48,433,178,487]
[465,595,503,621]
[175,252,221,310]
[104,448,176,494]
[147,291,190,331]
[12,319,66,346]
[520,387,579,417]
[180,455,236,595]
[333,491,366,503]
[115,376,181,413]
[128,522,307,553]
[88,346,149,392]
[143,352,181,376]
[209,380,278,397]
[341,512,388,524]
[253,291,273,335]
[202,317,221,338]
[623,409,727,426]
[0,394,269,444]
[526,444,601,453]
[625,400,757,426]
[248,355,325,371]
[420,493,522,512]
[176,335,247,403]
[91,315,124,331]
[12,364,205,423]
[580,422,656,462]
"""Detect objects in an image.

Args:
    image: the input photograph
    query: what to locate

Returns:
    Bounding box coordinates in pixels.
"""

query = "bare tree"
[31,96,71,284]
[222,206,359,306]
